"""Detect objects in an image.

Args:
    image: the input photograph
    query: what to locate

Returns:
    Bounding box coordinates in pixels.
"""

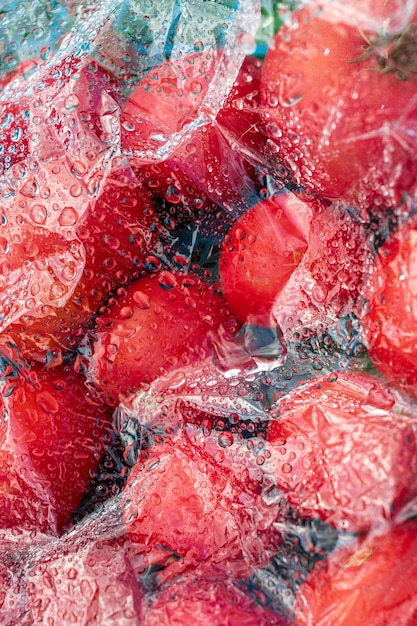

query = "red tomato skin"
[2,364,113,533]
[121,430,280,588]
[139,575,289,626]
[295,521,417,626]
[219,193,373,329]
[90,272,240,404]
[121,52,217,161]
[134,56,271,211]
[7,168,158,355]
[261,6,417,212]
[266,371,417,532]
[219,194,311,326]
[361,215,417,391]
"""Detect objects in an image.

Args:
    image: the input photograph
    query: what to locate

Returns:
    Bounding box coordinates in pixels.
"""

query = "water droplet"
[36,390,59,413]
[158,271,177,290]
[65,94,80,111]
[133,291,151,310]
[190,80,203,95]
[70,183,83,198]
[193,41,204,52]
[119,306,134,319]
[61,261,77,282]
[49,282,66,301]
[218,432,234,448]
[282,463,292,474]
[30,204,47,225]
[20,178,39,198]
[58,206,78,226]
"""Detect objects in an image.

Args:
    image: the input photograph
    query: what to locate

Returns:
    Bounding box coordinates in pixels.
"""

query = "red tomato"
[7,167,158,355]
[1,362,113,533]
[122,430,279,586]
[219,193,373,328]
[261,5,417,213]
[361,214,417,390]
[134,56,271,213]
[295,521,417,626]
[265,371,417,532]
[138,575,288,625]
[121,52,217,162]
[9,536,146,626]
[90,271,240,404]
[30,54,121,162]
[219,194,310,326]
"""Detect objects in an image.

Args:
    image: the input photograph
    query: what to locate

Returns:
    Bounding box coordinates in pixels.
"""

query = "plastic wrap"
[1,1,417,624]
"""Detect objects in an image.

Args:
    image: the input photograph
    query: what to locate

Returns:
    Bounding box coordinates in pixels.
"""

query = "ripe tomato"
[137,575,288,625]
[361,214,417,390]
[265,371,417,532]
[134,56,271,213]
[219,193,373,329]
[7,167,158,355]
[261,5,417,212]
[121,429,279,586]
[30,54,121,162]
[219,193,310,326]
[295,521,417,626]
[90,271,240,404]
[1,54,118,175]
[1,362,113,533]
[121,52,217,162]
[9,535,146,626]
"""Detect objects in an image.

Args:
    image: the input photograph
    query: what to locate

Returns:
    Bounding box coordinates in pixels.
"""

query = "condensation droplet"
[30,204,47,225]
[218,432,234,448]
[64,94,80,111]
[20,178,40,198]
[49,282,67,301]
[61,261,77,282]
[70,183,83,198]
[133,291,151,310]
[158,271,177,290]
[58,206,79,227]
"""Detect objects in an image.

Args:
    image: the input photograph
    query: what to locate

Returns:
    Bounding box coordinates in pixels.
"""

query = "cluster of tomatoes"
[1,0,417,624]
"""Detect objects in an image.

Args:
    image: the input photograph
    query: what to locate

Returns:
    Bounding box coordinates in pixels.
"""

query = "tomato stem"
[350,22,417,81]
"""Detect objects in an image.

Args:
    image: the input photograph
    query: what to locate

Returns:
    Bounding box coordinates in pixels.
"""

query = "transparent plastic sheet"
[0,0,259,331]
[1,1,417,625]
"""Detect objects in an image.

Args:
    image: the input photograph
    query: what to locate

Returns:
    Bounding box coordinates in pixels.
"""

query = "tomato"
[30,54,121,162]
[121,429,279,586]
[134,56,271,212]
[137,575,289,625]
[0,54,118,176]
[121,52,218,162]
[6,167,158,355]
[90,271,240,405]
[9,535,146,625]
[295,521,417,626]
[361,214,417,391]
[219,194,310,326]
[265,371,417,532]
[261,5,417,213]
[219,193,373,329]
[0,362,113,533]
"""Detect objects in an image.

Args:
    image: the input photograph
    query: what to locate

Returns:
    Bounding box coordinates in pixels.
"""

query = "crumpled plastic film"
[0,0,259,331]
